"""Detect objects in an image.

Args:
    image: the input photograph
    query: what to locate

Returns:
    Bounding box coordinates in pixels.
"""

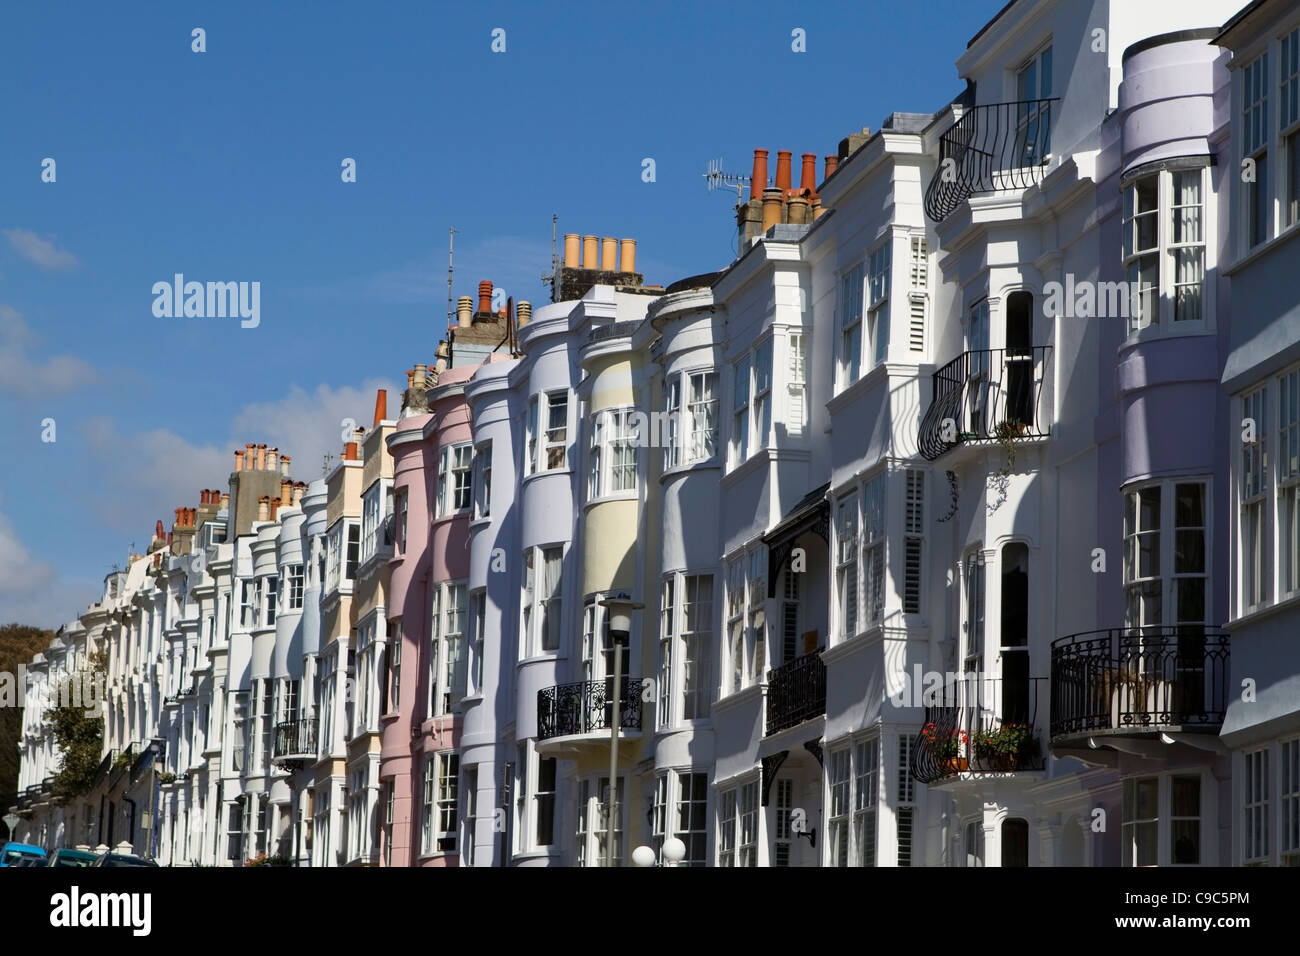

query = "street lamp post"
[598,593,643,868]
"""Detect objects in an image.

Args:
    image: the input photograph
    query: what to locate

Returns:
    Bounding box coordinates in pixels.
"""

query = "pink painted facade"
[381,363,475,868]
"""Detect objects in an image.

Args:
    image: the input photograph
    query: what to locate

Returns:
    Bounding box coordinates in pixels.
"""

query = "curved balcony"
[765,654,826,736]
[273,718,318,767]
[911,676,1047,785]
[917,347,1050,461]
[925,98,1058,223]
[1050,627,1229,747]
[536,678,641,753]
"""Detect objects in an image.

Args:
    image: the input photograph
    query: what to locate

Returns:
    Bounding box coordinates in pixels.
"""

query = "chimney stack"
[373,389,388,426]
[775,150,793,194]
[619,239,636,274]
[344,441,359,462]
[517,300,532,327]
[563,234,580,268]
[761,187,784,232]
[824,154,839,180]
[582,235,598,269]
[749,149,769,201]
[600,237,617,271]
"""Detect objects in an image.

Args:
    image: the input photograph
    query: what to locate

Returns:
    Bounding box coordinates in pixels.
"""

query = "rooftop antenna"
[321,452,335,477]
[703,157,749,202]
[446,227,459,331]
[540,213,558,302]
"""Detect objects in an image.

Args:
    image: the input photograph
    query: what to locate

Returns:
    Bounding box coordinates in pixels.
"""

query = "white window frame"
[429,581,466,717]
[589,407,638,501]
[474,442,492,519]
[523,545,564,656]
[1123,166,1210,337]
[867,240,891,367]
[438,442,473,518]
[836,262,865,389]
[1123,478,1211,630]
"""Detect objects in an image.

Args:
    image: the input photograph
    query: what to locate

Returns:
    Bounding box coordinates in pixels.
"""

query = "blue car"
[0,842,48,867]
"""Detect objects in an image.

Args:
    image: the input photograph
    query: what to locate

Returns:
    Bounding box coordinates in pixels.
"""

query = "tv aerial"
[703,158,750,202]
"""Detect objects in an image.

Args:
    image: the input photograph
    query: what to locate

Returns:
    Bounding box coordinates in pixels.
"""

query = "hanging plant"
[987,419,1026,514]
[937,470,959,522]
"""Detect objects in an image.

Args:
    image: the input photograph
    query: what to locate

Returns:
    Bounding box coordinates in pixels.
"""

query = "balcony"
[765,654,827,736]
[911,676,1047,785]
[917,347,1050,461]
[273,718,318,766]
[1050,627,1229,747]
[924,98,1058,223]
[536,678,642,749]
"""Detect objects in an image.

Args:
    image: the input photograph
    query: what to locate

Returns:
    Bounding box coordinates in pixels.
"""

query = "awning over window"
[762,482,830,597]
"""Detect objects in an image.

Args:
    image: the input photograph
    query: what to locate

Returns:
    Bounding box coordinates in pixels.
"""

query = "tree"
[47,649,107,800]
[0,623,55,813]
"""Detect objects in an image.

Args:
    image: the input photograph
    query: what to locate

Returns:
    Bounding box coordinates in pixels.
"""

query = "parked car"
[48,848,100,868]
[0,842,48,867]
[91,852,158,867]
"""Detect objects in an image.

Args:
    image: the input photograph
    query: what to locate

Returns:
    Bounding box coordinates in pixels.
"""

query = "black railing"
[925,98,1058,222]
[766,653,827,735]
[273,718,318,759]
[911,676,1047,785]
[918,346,1050,460]
[1050,627,1230,740]
[536,678,642,741]
[90,750,116,791]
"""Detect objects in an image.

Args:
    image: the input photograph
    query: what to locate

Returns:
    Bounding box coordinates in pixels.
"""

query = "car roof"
[1,843,47,854]
[53,848,99,859]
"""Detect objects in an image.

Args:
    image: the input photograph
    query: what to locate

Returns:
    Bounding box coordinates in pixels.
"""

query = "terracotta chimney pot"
[457,296,473,328]
[775,150,793,194]
[824,154,839,180]
[619,239,636,274]
[373,389,388,425]
[582,236,598,269]
[749,149,769,201]
[477,281,493,316]
[800,153,817,196]
[563,234,580,268]
[600,237,617,271]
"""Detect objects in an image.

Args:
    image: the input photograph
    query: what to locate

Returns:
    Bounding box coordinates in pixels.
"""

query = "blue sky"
[0,0,1002,627]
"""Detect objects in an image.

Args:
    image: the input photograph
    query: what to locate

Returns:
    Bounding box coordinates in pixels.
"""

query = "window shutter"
[904,470,924,614]
[909,236,927,353]
[896,735,914,867]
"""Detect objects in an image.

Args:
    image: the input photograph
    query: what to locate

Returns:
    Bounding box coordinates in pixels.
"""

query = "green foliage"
[48,649,107,800]
[0,623,56,803]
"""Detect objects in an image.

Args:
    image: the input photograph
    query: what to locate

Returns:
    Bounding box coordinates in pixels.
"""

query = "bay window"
[523,545,563,655]
[588,407,637,500]
[1241,387,1269,611]
[474,443,491,519]
[429,582,466,716]
[527,390,569,474]
[836,494,859,640]
[837,263,864,388]
[1124,480,1209,629]
[731,355,750,465]
[438,442,472,517]
[1243,52,1271,248]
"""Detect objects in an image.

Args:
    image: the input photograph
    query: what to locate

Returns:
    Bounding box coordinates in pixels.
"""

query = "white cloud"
[75,379,399,537]
[3,228,79,271]
[0,304,99,397]
[0,498,97,629]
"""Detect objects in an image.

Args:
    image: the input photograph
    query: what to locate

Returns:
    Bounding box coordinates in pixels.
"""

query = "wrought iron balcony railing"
[917,346,1050,461]
[925,98,1059,222]
[766,653,827,735]
[911,675,1047,785]
[1050,627,1229,741]
[273,718,318,760]
[537,678,642,741]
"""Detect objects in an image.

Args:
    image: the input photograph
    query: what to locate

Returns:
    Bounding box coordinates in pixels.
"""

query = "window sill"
[722,448,771,487]
[1118,322,1215,352]
[583,491,638,509]
[517,653,563,667]
[1226,590,1300,631]
[469,515,492,529]
[432,510,472,526]
[656,718,713,737]
[380,712,401,725]
[1224,219,1300,276]
[660,457,721,482]
[826,360,890,415]
[522,467,572,486]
